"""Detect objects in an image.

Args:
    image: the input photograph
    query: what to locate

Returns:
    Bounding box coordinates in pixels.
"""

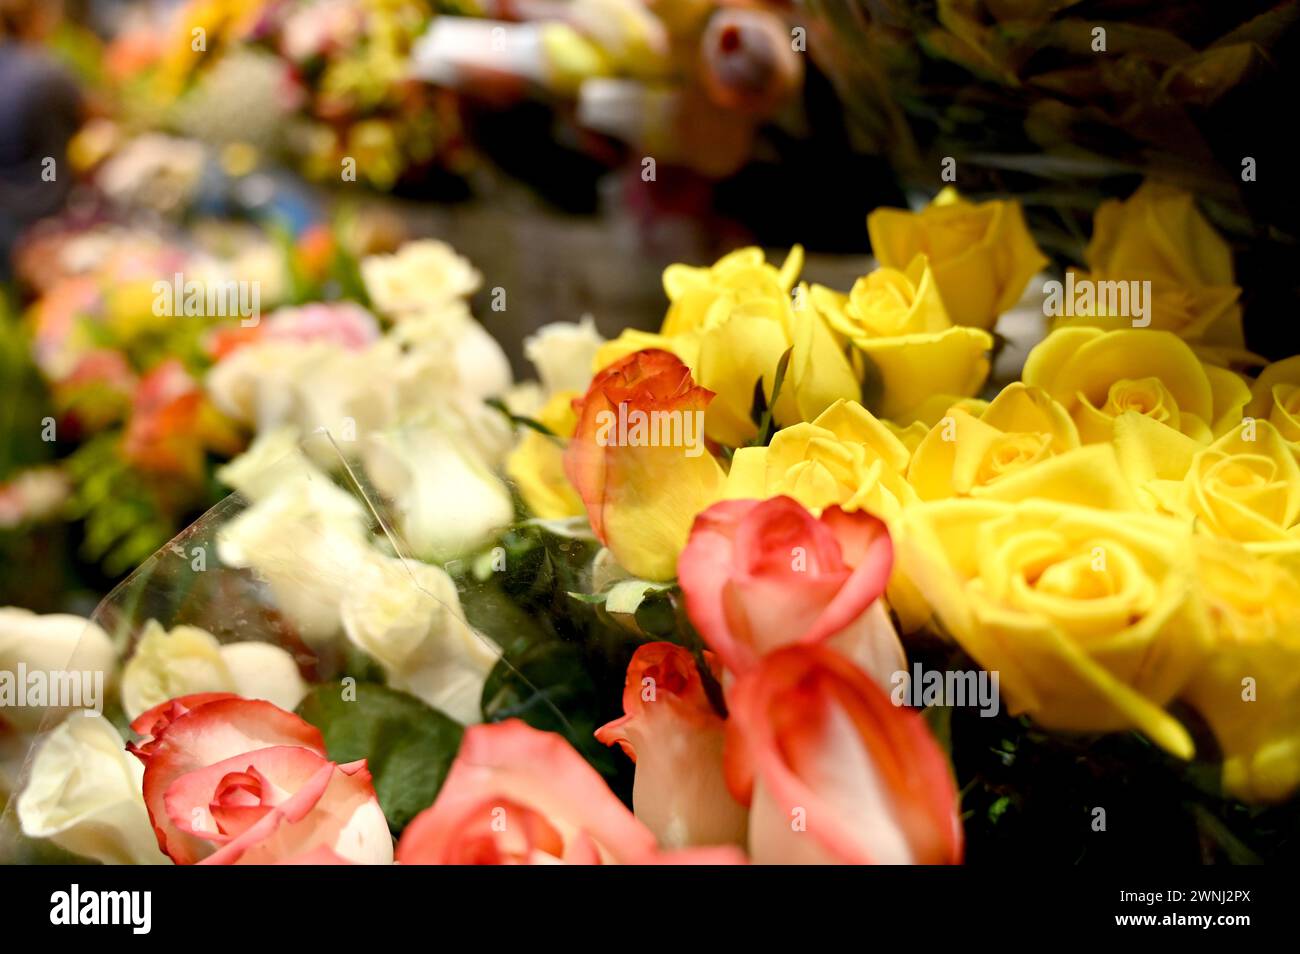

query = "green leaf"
[749,346,794,446]
[481,640,618,777]
[485,397,566,445]
[604,579,674,615]
[296,682,464,834]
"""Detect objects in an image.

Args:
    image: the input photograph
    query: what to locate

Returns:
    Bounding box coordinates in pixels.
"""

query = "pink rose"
[397,719,658,865]
[724,645,963,864]
[129,694,393,865]
[596,642,747,849]
[398,719,745,865]
[263,302,380,351]
[678,496,901,678]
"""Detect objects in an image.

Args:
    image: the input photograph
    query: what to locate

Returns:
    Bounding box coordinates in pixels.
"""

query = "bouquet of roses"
[5,178,1299,865]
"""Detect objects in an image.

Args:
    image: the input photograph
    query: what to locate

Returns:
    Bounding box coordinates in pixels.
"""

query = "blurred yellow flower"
[105,279,172,342]
[1057,181,1250,362]
[1244,355,1300,446]
[900,498,1212,756]
[867,188,1048,330]
[1087,181,1235,288]
[506,391,585,520]
[1182,544,1300,803]
[811,255,993,420]
[1023,327,1250,443]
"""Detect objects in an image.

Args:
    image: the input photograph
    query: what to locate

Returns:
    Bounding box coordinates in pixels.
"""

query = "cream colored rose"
[387,301,513,401]
[363,423,514,561]
[361,240,482,317]
[217,479,371,644]
[17,712,168,864]
[207,341,391,438]
[217,425,317,501]
[0,609,116,732]
[341,554,500,723]
[120,620,307,720]
[524,317,606,396]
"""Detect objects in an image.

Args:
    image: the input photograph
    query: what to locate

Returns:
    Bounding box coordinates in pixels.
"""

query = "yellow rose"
[595,328,698,371]
[867,188,1048,330]
[1086,181,1235,289]
[105,279,172,342]
[606,246,859,447]
[1143,419,1300,545]
[725,398,914,522]
[1181,543,1300,802]
[1022,327,1250,443]
[811,255,994,420]
[1050,270,1249,366]
[900,498,1212,756]
[1244,355,1300,445]
[908,383,1080,500]
[506,391,585,520]
[1060,182,1250,361]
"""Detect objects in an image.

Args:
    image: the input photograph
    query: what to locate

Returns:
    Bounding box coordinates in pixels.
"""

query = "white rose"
[217,481,371,644]
[361,240,482,317]
[0,609,116,732]
[341,554,500,723]
[207,342,393,440]
[120,620,307,720]
[524,316,605,396]
[391,302,513,400]
[363,423,514,561]
[206,342,312,432]
[286,344,394,438]
[17,711,168,864]
[217,426,312,501]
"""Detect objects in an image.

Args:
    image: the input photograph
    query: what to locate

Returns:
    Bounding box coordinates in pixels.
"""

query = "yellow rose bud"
[1143,419,1300,544]
[1181,543,1300,802]
[506,391,585,520]
[900,498,1213,756]
[621,246,858,447]
[1052,182,1252,361]
[1086,181,1235,288]
[812,255,994,420]
[1023,327,1250,443]
[867,188,1048,330]
[565,350,726,580]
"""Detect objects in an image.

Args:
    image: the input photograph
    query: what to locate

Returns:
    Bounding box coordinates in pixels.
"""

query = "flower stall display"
[410,0,806,178]
[101,0,468,191]
[3,178,1299,866]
